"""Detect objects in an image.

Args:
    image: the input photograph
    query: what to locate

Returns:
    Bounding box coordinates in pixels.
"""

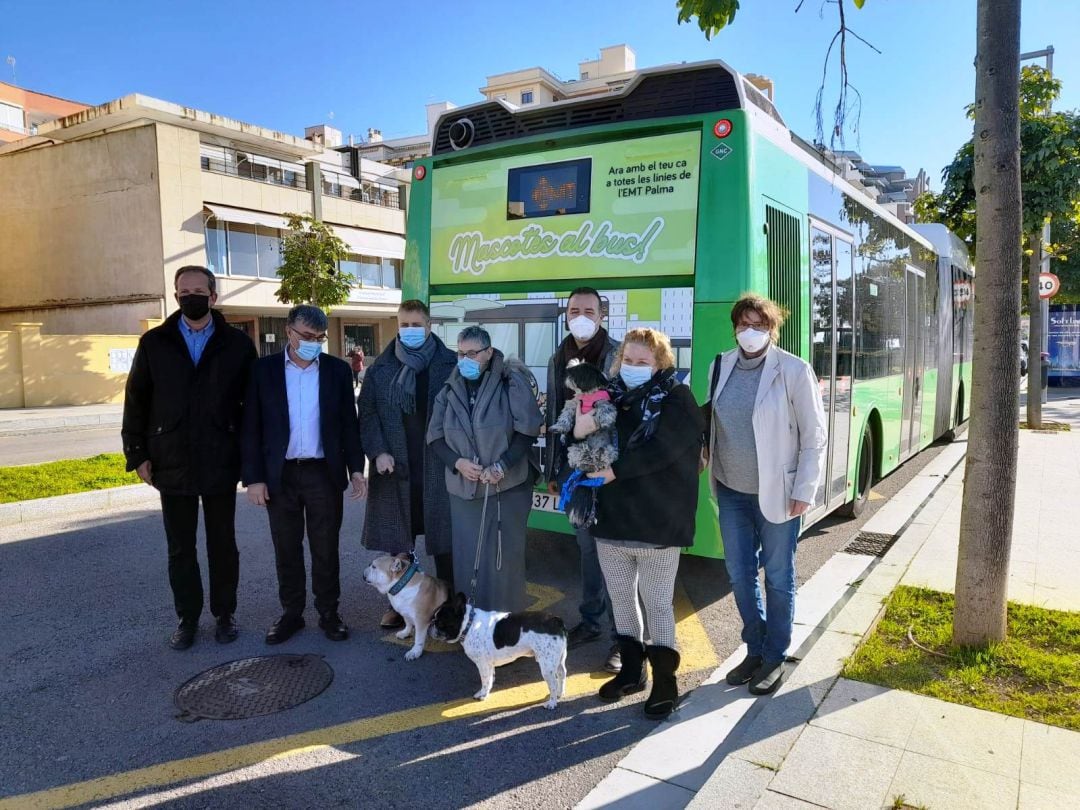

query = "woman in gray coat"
[427,326,544,613]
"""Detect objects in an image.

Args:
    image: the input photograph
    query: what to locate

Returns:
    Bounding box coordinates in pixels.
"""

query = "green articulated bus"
[402,59,973,559]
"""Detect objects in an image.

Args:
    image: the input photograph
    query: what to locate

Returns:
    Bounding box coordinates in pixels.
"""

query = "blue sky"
[2,0,1076,187]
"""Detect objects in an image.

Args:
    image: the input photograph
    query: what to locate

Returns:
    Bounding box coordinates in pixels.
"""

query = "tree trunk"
[953,0,1022,647]
[1026,232,1043,427]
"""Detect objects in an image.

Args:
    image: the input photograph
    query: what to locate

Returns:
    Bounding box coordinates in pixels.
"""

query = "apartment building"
[0,95,409,358]
[0,80,87,143]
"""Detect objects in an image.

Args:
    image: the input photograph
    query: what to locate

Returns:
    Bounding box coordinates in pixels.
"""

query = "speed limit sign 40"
[1038,272,1061,299]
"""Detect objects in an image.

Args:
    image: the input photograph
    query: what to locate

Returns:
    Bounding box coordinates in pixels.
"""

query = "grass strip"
[0,453,138,504]
[843,585,1080,731]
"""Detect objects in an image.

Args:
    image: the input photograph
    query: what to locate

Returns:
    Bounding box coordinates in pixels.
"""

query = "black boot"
[644,645,681,720]
[598,635,648,703]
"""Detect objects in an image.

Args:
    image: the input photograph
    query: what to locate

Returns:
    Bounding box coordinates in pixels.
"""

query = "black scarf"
[554,326,610,403]
[609,367,678,450]
[390,334,438,415]
[554,327,609,374]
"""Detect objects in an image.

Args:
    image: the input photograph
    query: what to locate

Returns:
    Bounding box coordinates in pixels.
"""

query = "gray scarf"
[390,334,438,414]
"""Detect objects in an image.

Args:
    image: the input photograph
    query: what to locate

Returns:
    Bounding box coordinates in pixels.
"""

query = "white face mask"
[736,328,771,354]
[568,315,599,342]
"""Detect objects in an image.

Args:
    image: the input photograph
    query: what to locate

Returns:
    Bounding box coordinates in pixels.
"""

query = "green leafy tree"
[916,66,1080,427]
[276,214,353,311]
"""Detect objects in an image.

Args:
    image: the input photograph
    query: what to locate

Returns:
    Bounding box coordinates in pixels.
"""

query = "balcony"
[321,168,404,211]
[200,145,308,190]
[199,144,405,210]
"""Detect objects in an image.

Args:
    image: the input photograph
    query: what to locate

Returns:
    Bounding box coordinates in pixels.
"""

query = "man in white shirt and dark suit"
[242,305,367,644]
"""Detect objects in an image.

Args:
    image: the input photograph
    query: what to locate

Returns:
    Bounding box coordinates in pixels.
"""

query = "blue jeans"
[716,481,800,664]
[577,527,615,635]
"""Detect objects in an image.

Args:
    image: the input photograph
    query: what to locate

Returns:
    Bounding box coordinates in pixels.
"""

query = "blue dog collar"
[388,560,420,596]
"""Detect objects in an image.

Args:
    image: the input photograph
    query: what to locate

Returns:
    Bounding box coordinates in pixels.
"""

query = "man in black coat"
[544,287,621,672]
[358,299,456,629]
[122,265,257,650]
[242,305,366,645]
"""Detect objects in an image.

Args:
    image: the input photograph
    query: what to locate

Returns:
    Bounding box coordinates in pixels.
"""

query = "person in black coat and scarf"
[574,327,704,720]
[358,300,457,629]
[122,266,257,650]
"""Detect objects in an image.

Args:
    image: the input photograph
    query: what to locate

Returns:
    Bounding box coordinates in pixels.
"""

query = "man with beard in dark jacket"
[358,299,457,629]
[545,287,621,672]
[122,265,257,650]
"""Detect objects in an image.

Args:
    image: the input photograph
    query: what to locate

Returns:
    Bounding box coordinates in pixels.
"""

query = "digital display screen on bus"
[507,158,591,220]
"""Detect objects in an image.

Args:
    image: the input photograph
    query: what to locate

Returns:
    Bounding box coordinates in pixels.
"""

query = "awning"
[332,225,406,261]
[204,204,288,231]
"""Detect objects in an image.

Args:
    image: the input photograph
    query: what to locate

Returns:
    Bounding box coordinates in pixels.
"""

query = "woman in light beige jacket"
[705,293,826,696]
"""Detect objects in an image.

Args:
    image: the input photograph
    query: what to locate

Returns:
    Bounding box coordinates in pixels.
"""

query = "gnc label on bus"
[1039,272,1061,299]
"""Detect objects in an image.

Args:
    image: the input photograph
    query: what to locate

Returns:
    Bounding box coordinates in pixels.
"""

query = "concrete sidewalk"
[580,389,1080,809]
[684,392,1080,809]
[0,403,122,435]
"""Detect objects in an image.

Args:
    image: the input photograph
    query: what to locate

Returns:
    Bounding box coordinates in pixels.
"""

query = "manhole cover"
[174,654,333,722]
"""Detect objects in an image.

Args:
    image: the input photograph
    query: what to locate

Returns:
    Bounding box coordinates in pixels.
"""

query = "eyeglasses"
[289,326,328,343]
[456,347,490,359]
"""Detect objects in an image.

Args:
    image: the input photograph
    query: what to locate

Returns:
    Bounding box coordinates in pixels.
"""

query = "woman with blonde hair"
[574,327,704,719]
[705,293,826,695]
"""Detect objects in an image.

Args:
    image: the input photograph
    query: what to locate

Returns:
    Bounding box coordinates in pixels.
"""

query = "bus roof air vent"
[432,63,741,155]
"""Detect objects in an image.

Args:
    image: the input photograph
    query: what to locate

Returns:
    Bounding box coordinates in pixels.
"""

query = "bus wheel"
[839,427,873,518]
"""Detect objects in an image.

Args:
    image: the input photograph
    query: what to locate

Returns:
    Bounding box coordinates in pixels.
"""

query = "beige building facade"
[0,95,410,360]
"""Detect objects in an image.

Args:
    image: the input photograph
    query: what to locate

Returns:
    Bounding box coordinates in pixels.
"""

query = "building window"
[255,225,282,279]
[226,223,259,277]
[203,219,283,279]
[339,254,401,289]
[520,90,534,105]
[0,101,25,132]
[580,72,589,80]
[204,218,228,275]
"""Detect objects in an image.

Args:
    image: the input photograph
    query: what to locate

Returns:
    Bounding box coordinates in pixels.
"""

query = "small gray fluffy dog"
[551,360,619,528]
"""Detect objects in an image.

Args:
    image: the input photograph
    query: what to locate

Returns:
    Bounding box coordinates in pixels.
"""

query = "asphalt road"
[0,438,955,809]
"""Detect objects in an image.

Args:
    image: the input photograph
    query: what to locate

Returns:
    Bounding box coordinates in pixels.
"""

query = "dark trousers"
[266,460,344,618]
[160,492,239,623]
[433,552,454,587]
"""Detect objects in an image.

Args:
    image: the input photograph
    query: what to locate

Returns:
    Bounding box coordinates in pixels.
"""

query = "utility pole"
[1020,46,1054,407]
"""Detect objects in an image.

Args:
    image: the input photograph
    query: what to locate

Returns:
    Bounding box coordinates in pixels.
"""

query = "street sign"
[1038,272,1061,299]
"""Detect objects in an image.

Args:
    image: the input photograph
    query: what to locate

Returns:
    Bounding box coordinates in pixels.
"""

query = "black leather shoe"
[725,654,763,686]
[567,622,603,650]
[604,643,622,673]
[748,660,785,695]
[169,620,197,650]
[319,613,349,641]
[215,615,238,644]
[265,614,305,645]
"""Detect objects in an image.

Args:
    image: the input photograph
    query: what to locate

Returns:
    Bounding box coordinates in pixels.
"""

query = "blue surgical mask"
[399,327,427,349]
[619,364,654,389]
[458,356,482,380]
[295,340,322,362]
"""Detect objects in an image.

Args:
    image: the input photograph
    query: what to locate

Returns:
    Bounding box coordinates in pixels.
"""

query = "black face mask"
[178,294,210,321]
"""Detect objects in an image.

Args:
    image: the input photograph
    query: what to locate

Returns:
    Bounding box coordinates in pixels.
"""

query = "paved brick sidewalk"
[687,391,1080,809]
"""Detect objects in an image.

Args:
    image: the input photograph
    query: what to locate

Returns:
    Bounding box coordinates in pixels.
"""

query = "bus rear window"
[507,158,591,220]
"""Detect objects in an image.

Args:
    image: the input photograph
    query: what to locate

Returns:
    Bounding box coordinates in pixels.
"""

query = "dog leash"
[468,479,503,601]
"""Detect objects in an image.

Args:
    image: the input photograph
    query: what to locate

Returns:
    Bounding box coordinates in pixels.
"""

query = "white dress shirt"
[284,350,324,460]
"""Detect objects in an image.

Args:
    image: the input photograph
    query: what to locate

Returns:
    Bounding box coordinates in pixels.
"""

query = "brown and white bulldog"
[363,554,449,661]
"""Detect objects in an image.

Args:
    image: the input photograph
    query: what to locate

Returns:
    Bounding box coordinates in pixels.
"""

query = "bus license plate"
[531,492,560,513]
